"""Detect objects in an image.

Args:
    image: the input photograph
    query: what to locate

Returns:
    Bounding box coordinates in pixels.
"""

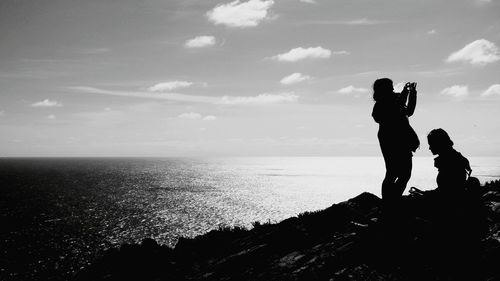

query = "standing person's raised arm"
[406,83,417,117]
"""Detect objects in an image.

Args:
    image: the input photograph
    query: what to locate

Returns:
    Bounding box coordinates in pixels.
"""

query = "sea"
[1,157,499,280]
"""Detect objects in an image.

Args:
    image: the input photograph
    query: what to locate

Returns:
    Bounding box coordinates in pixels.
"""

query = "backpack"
[406,124,420,152]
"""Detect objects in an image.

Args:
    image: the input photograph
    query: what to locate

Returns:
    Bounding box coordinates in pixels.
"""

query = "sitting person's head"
[427,128,454,155]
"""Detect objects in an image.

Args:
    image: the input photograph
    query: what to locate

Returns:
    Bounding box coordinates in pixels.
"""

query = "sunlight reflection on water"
[121,156,499,246]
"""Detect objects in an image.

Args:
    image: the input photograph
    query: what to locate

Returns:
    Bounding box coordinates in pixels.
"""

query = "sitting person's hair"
[427,128,453,150]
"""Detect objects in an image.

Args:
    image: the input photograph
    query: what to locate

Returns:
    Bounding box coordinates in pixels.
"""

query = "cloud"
[272,46,334,62]
[185,36,216,48]
[280,73,312,85]
[70,86,298,105]
[177,113,217,121]
[414,68,462,77]
[178,112,202,119]
[342,18,381,25]
[440,85,469,99]
[220,93,298,105]
[299,18,383,25]
[427,29,437,35]
[0,110,4,116]
[481,84,500,97]
[207,0,274,28]
[148,81,193,92]
[446,39,500,65]
[47,114,56,120]
[332,50,350,55]
[70,86,219,103]
[338,85,369,94]
[299,0,316,3]
[31,99,63,107]
[203,115,217,121]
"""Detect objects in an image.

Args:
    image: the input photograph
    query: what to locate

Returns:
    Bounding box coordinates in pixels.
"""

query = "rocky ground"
[74,180,500,281]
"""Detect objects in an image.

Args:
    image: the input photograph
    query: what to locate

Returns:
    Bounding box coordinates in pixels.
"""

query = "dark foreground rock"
[75,180,500,281]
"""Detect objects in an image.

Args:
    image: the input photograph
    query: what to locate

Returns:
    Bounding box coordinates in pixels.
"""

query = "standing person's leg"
[382,169,397,201]
[379,133,408,202]
[394,153,412,197]
[381,150,405,227]
[381,151,411,219]
[381,150,398,202]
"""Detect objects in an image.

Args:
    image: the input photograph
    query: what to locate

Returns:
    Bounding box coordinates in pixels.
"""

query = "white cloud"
[338,85,369,94]
[31,99,63,107]
[207,0,274,28]
[148,81,193,92]
[447,39,500,65]
[332,50,350,55]
[203,115,217,121]
[47,114,56,119]
[71,86,297,106]
[280,73,312,85]
[185,36,216,48]
[178,112,202,119]
[440,85,469,99]
[0,110,4,116]
[300,18,383,25]
[177,113,217,121]
[322,18,382,25]
[344,18,380,25]
[427,29,437,35]
[220,93,298,105]
[299,0,316,3]
[71,86,219,103]
[481,84,500,97]
[272,46,333,62]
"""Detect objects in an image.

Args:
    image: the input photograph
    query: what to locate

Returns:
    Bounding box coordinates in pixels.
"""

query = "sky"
[0,0,499,157]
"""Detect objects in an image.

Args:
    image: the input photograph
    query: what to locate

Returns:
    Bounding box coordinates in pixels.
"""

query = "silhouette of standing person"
[372,78,419,204]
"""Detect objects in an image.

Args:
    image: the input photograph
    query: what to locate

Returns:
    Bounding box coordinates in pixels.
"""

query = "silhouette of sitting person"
[371,78,419,203]
[427,128,471,196]
[425,129,479,281]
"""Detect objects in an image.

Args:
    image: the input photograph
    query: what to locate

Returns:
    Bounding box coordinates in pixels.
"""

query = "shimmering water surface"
[1,157,499,280]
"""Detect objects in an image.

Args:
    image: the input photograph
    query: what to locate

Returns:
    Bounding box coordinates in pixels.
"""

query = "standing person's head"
[373,78,395,102]
[427,128,454,155]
